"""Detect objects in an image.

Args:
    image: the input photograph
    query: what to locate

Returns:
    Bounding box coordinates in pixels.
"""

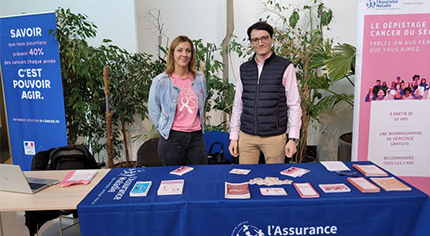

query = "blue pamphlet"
[130,181,152,197]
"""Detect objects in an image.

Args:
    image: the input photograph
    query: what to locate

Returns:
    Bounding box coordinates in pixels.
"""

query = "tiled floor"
[1,211,80,236]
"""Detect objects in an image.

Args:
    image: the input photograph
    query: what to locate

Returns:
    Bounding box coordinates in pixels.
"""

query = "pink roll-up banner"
[353,0,430,195]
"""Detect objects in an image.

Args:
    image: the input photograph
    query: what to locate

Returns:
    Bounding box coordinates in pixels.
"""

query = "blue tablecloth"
[78,162,430,236]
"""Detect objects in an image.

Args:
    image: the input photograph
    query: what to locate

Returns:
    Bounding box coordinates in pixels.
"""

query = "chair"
[57,211,79,236]
[136,138,163,167]
[26,145,98,236]
[203,131,235,163]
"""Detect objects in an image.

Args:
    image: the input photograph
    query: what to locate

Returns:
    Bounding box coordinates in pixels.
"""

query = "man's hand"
[228,140,239,157]
[285,139,297,158]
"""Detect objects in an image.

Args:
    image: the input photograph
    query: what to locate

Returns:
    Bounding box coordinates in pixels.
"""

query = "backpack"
[207,142,231,165]
[47,145,99,170]
[31,148,56,170]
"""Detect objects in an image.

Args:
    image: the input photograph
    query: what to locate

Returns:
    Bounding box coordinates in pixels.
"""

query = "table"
[0,169,109,211]
[77,162,430,236]
[0,169,109,236]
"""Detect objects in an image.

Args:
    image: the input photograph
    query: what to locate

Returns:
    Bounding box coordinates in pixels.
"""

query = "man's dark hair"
[247,21,274,39]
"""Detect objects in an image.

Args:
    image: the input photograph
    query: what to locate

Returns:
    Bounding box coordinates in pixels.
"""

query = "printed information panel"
[368,101,430,177]
[354,1,430,195]
[0,12,67,170]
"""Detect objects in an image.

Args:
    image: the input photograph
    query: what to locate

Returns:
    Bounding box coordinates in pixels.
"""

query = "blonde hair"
[165,36,197,77]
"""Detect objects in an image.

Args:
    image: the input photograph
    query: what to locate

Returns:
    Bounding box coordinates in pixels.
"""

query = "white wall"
[1,0,359,162]
[135,0,226,56]
[0,0,137,53]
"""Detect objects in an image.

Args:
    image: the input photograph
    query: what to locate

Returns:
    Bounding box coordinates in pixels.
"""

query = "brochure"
[60,170,98,187]
[318,183,351,193]
[157,179,184,195]
[353,164,388,177]
[293,182,320,198]
[260,187,287,196]
[130,181,152,197]
[348,177,380,193]
[370,177,412,191]
[225,182,250,199]
[170,166,194,176]
[280,167,310,178]
[229,168,251,175]
[320,161,351,172]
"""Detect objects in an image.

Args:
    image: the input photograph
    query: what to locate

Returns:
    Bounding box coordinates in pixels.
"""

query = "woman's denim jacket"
[148,72,207,139]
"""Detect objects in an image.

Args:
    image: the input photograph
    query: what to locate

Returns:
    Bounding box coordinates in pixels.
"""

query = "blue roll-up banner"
[0,12,67,170]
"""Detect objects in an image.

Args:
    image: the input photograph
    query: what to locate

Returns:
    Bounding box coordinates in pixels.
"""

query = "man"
[372,79,381,97]
[228,21,302,164]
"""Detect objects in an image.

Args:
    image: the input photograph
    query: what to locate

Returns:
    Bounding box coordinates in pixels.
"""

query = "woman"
[403,87,413,100]
[419,78,428,88]
[399,81,406,95]
[393,76,402,90]
[148,36,207,166]
[393,90,403,100]
[365,87,375,102]
[412,74,420,90]
[418,78,429,99]
[376,90,385,101]
[419,78,428,95]
[381,81,388,95]
[413,88,423,100]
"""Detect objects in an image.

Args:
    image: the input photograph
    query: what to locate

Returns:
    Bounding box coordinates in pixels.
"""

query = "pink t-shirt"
[170,73,201,132]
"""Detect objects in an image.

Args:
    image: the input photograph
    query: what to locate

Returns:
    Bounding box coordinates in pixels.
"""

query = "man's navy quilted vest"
[239,52,291,136]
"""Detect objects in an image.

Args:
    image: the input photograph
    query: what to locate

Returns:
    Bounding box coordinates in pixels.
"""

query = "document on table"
[225,182,250,199]
[280,167,310,177]
[353,164,388,177]
[293,183,320,198]
[370,177,411,191]
[260,187,287,196]
[157,180,184,195]
[320,161,351,172]
[60,170,98,187]
[170,166,194,176]
[67,170,98,181]
[229,168,251,175]
[347,177,380,193]
[319,183,351,193]
[130,181,152,197]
